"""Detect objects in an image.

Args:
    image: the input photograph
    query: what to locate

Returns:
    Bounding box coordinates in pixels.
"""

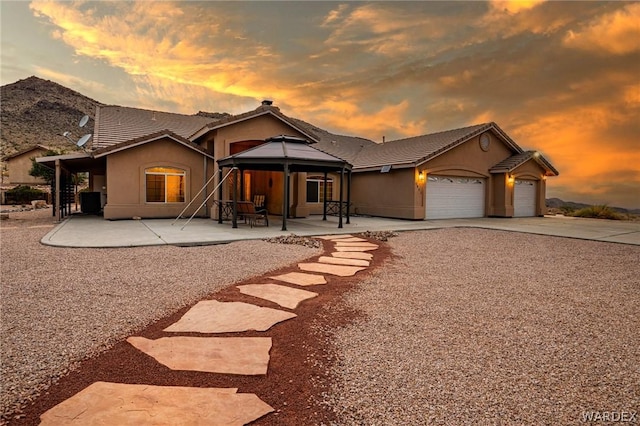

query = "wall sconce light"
[418,171,425,182]
[542,175,547,181]
[507,175,515,185]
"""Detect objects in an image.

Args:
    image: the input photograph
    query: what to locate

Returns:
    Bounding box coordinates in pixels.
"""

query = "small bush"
[5,185,46,205]
[571,204,622,220]
[559,205,576,215]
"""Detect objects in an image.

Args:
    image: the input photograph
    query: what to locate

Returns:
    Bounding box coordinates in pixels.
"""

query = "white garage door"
[514,180,537,217]
[425,176,485,219]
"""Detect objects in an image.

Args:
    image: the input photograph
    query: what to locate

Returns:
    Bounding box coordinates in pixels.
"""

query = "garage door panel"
[514,180,537,217]
[426,176,485,219]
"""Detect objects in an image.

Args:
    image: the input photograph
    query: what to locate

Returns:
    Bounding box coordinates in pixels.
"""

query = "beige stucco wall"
[6,148,49,185]
[351,168,424,219]
[103,138,215,219]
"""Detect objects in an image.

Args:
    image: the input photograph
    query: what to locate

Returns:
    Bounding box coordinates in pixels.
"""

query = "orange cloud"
[563,3,640,55]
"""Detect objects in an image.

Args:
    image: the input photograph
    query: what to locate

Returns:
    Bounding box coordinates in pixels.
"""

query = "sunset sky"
[1,1,639,208]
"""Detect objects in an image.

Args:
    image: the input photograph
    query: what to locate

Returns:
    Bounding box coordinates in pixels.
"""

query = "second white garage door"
[425,176,485,219]
[514,180,537,217]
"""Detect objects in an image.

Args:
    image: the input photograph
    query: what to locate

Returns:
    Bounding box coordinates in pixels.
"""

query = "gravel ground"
[0,208,321,419]
[326,229,640,425]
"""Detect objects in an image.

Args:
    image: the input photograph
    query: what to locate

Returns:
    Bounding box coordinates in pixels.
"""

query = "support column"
[218,168,223,224]
[338,167,344,228]
[346,170,352,224]
[282,164,290,231]
[232,168,238,229]
[55,159,61,222]
[322,171,328,221]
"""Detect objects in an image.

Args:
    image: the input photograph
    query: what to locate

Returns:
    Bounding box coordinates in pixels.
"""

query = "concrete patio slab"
[237,284,318,309]
[270,271,327,286]
[40,382,273,426]
[127,336,272,375]
[298,262,366,277]
[318,256,370,267]
[164,300,296,333]
[40,214,640,248]
[331,251,374,260]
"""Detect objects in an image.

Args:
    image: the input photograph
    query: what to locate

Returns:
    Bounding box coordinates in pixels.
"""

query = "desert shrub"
[571,204,622,220]
[5,185,45,204]
[559,205,576,215]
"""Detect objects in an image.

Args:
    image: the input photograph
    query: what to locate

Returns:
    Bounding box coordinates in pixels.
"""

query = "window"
[306,176,333,203]
[145,167,185,203]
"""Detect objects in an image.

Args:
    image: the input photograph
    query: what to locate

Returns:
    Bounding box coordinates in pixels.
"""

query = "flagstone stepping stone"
[316,234,354,240]
[237,284,318,309]
[40,382,273,426]
[332,251,373,260]
[298,262,366,277]
[270,271,327,286]
[318,256,370,267]
[164,300,296,333]
[332,237,368,242]
[334,245,378,252]
[128,336,272,375]
[334,241,379,248]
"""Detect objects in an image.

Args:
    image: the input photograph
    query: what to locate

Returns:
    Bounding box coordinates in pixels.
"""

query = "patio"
[40,214,640,247]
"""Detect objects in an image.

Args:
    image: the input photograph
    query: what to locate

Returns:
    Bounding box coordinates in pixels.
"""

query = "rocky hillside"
[1,76,103,157]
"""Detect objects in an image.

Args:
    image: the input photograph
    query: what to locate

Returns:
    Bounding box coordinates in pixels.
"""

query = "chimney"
[261,99,273,106]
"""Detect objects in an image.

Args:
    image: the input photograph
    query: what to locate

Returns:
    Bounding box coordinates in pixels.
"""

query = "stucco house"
[37,101,558,222]
[3,144,52,185]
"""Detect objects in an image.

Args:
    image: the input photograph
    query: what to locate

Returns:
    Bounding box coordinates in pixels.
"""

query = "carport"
[217,135,353,231]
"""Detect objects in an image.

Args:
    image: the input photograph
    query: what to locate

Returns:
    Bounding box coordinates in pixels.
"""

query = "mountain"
[1,76,103,157]
[546,198,640,215]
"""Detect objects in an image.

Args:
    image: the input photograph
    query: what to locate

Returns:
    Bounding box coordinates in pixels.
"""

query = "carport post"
[55,159,61,222]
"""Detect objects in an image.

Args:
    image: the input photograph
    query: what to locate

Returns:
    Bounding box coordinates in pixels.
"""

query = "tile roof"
[490,151,559,176]
[345,123,516,170]
[92,130,213,159]
[3,144,53,160]
[93,105,214,150]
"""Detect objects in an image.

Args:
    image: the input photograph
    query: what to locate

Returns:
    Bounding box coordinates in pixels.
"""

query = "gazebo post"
[322,171,328,221]
[347,169,352,224]
[232,167,238,229]
[338,166,344,228]
[282,163,289,231]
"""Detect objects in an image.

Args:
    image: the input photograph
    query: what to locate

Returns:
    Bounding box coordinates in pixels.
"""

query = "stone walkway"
[39,235,379,425]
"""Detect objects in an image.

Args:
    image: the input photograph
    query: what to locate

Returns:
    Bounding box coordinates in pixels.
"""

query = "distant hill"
[0,76,233,159]
[1,76,103,157]
[546,198,640,215]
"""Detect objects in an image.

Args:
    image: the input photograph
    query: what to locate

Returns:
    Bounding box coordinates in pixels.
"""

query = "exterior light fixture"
[418,171,425,182]
[508,175,515,184]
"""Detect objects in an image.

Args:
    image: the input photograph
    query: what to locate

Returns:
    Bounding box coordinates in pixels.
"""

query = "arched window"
[145,167,185,203]
[306,175,333,203]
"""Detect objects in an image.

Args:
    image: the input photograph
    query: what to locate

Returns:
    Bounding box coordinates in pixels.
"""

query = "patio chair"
[237,200,269,228]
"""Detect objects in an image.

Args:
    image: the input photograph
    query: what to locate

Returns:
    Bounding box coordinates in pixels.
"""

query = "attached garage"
[425,176,485,219]
[514,179,537,217]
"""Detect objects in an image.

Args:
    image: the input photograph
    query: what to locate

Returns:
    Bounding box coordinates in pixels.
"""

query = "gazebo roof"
[217,135,352,172]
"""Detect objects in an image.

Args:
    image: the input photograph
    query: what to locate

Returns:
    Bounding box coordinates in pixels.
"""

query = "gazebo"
[217,135,353,231]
